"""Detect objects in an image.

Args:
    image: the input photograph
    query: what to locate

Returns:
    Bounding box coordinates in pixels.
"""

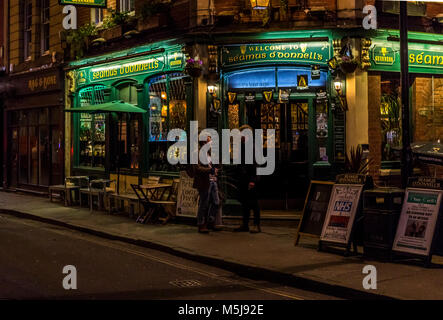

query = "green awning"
[65,100,147,114]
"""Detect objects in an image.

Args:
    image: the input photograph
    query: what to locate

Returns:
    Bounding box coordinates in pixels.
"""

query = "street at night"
[0,214,336,300]
[0,0,443,308]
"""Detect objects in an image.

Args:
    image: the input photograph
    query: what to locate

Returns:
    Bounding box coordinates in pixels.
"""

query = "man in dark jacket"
[234,125,261,233]
[192,139,219,233]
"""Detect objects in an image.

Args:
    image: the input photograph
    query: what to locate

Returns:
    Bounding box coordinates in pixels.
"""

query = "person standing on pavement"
[192,137,220,233]
[234,125,261,233]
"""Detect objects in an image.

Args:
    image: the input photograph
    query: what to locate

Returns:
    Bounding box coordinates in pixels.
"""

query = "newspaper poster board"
[320,184,364,245]
[295,180,334,245]
[392,188,442,257]
[176,171,199,218]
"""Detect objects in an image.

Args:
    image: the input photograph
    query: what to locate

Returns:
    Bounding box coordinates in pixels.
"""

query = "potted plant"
[185,57,203,78]
[345,145,372,175]
[99,9,131,40]
[65,23,97,59]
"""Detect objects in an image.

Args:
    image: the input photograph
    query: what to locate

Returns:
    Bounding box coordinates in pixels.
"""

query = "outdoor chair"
[80,179,115,212]
[49,176,89,206]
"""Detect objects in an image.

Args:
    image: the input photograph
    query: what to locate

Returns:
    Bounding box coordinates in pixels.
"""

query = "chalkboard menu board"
[295,180,334,245]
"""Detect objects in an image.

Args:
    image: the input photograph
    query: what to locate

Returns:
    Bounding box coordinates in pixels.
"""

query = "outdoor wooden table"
[137,183,176,224]
[139,183,173,201]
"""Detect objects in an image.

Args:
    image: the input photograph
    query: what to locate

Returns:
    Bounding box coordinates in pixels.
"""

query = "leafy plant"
[65,23,98,59]
[101,8,132,29]
[345,145,372,175]
[381,93,402,160]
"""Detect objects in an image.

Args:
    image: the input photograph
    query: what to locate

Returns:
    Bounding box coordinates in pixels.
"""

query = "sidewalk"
[1,191,443,300]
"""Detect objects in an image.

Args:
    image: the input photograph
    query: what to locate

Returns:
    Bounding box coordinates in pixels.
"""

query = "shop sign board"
[392,188,442,257]
[59,0,107,8]
[221,42,331,68]
[320,184,364,245]
[369,40,443,74]
[11,69,62,96]
[77,51,184,84]
[176,171,199,218]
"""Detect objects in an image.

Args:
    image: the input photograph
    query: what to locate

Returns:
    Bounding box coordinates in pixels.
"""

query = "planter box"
[100,25,122,41]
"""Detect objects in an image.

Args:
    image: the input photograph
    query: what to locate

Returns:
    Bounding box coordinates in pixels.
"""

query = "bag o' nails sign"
[59,0,107,8]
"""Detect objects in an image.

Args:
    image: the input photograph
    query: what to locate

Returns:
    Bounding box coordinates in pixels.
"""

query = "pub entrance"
[244,98,312,209]
[224,66,328,210]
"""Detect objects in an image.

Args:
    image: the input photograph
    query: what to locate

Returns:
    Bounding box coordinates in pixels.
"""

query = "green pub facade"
[213,30,342,209]
[66,40,192,187]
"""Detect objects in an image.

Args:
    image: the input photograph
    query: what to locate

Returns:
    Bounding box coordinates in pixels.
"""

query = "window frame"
[40,0,50,56]
[119,0,135,13]
[23,0,33,61]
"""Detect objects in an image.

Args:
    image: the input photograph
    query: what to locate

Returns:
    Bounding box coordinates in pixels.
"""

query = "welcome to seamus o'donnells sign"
[59,0,107,8]
[221,42,331,67]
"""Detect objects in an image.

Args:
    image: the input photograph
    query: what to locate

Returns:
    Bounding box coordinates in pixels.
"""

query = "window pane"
[149,75,167,141]
[380,75,401,161]
[78,86,107,168]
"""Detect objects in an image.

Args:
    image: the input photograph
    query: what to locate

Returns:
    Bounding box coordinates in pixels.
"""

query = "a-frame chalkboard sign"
[295,180,334,245]
[318,174,373,256]
[392,177,443,267]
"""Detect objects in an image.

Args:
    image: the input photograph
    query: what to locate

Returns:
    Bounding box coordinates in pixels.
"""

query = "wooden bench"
[107,192,141,218]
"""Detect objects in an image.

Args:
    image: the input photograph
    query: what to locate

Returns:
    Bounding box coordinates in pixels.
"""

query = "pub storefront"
[66,40,191,190]
[3,67,65,192]
[211,30,346,210]
[367,30,443,184]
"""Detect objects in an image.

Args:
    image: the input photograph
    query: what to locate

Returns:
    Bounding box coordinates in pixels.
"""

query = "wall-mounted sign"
[227,92,237,104]
[59,0,107,8]
[89,57,165,82]
[297,74,308,89]
[369,38,443,74]
[222,42,331,68]
[371,45,395,66]
[245,92,256,102]
[11,69,61,96]
[278,89,290,103]
[77,51,184,84]
[263,90,273,103]
[311,65,321,79]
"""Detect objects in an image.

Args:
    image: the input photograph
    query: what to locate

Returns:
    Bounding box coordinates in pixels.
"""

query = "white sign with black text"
[176,171,199,218]
[393,188,442,257]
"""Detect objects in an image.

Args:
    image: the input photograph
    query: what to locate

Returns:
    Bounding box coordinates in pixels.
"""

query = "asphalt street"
[0,214,338,300]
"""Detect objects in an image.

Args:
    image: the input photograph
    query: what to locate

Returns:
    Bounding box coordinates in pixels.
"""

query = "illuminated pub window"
[380,74,401,162]
[116,82,140,169]
[78,85,107,168]
[148,73,188,172]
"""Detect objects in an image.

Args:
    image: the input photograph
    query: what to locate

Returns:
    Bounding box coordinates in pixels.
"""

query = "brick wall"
[368,74,382,184]
[9,0,65,67]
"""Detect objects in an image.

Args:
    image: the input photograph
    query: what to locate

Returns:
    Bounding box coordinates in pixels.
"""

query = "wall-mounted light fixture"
[250,0,270,10]
[208,85,217,94]
[334,78,342,92]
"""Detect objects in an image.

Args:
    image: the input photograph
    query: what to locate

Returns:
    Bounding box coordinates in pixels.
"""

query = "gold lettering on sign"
[28,75,57,91]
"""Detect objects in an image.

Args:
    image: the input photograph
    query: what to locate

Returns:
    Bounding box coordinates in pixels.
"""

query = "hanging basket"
[339,61,358,74]
[185,66,202,78]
